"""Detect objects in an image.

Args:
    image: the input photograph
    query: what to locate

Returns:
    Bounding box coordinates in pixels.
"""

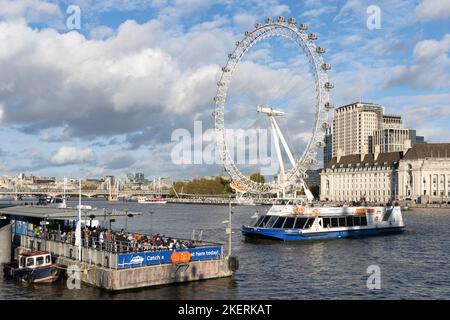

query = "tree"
[250,172,265,184]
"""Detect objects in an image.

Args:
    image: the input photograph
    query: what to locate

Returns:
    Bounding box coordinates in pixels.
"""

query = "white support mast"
[257,106,314,200]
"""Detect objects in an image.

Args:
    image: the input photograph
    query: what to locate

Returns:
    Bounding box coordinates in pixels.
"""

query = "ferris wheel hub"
[256,106,285,117]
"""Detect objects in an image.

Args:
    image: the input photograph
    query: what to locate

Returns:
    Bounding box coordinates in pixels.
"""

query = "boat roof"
[0,205,142,221]
[19,251,50,257]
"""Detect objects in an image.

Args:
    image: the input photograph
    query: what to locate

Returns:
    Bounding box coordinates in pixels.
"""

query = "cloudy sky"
[0,0,449,180]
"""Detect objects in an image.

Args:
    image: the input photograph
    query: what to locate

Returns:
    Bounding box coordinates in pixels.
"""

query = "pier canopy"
[0,205,142,221]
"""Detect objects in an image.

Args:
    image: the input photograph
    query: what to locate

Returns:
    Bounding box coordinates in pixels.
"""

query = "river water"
[1,201,449,299]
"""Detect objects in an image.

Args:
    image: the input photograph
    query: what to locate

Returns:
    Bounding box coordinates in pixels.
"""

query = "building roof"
[326,151,403,168]
[336,101,383,111]
[403,143,450,160]
[0,205,142,220]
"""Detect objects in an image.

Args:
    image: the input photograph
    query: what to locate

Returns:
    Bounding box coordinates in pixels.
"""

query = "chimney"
[374,144,381,161]
[337,148,343,163]
[403,139,412,154]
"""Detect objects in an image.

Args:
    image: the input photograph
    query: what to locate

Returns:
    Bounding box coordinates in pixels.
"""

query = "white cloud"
[0,0,62,26]
[50,146,94,165]
[0,19,230,138]
[414,0,450,22]
[386,34,450,89]
[302,6,336,18]
[89,25,114,39]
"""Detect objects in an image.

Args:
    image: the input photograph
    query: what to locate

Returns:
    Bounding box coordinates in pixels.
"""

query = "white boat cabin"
[18,251,52,269]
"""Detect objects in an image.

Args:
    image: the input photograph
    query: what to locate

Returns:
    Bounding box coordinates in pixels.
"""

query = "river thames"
[1,201,449,299]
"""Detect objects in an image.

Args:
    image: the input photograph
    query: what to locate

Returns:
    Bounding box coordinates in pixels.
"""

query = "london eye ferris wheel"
[213,16,334,199]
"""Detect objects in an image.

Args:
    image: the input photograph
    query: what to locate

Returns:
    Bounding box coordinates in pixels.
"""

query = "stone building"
[397,143,450,204]
[320,143,450,204]
[320,145,400,203]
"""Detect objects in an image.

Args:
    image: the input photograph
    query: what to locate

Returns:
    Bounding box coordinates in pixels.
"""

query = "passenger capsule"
[288,17,297,25]
[299,23,308,30]
[255,23,262,29]
[324,82,334,89]
[266,18,273,24]
[317,141,326,148]
[308,33,318,40]
[228,53,236,60]
[321,63,331,71]
[245,31,252,37]
[321,122,330,129]
[221,66,230,72]
[316,47,325,54]
[277,16,285,23]
[324,102,334,109]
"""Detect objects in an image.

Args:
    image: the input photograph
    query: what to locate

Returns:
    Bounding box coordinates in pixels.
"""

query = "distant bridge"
[0,189,169,200]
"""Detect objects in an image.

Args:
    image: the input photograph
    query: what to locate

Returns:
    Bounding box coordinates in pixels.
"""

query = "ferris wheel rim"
[214,17,333,194]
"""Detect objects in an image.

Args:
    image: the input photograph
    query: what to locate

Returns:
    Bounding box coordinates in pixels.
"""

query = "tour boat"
[3,251,60,283]
[137,197,167,204]
[241,199,405,241]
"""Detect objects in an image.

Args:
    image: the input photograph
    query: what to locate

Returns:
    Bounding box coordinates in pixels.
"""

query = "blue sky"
[0,0,449,180]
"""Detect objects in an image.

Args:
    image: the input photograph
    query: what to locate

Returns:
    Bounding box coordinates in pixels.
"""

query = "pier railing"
[16,234,224,270]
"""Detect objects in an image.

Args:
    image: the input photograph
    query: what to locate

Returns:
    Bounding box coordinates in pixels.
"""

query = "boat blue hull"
[3,264,60,283]
[241,225,405,241]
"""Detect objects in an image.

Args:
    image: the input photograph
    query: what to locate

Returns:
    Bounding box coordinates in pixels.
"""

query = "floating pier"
[1,205,237,291]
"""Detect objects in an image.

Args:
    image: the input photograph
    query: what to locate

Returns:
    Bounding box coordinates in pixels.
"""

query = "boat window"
[294,217,308,229]
[45,255,51,264]
[273,217,286,228]
[20,257,26,268]
[353,216,361,226]
[331,218,339,227]
[283,217,296,229]
[305,218,315,229]
[254,216,265,227]
[265,216,279,228]
[361,216,367,226]
[346,216,354,227]
[323,217,331,228]
[338,217,346,227]
[26,257,34,267]
[36,256,44,266]
[259,215,271,227]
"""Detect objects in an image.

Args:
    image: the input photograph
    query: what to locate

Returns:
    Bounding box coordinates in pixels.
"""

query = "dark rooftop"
[325,143,450,169]
[404,143,450,160]
[326,151,403,168]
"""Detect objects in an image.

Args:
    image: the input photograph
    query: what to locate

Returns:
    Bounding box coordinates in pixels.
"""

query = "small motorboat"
[3,251,60,283]
[138,197,167,204]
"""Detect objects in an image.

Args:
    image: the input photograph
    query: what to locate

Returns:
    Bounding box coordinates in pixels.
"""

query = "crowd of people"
[44,226,197,253]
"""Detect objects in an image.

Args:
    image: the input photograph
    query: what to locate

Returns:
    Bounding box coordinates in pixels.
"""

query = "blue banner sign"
[189,246,222,261]
[117,246,222,269]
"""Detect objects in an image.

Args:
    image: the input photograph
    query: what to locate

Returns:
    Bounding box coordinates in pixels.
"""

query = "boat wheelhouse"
[3,251,60,283]
[241,199,405,241]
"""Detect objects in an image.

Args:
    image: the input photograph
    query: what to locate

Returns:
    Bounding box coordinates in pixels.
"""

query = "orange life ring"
[293,207,305,215]
[311,208,319,217]
[171,251,191,264]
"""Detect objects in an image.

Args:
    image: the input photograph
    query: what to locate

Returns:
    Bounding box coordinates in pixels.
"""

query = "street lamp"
[222,198,234,258]
[125,210,133,231]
